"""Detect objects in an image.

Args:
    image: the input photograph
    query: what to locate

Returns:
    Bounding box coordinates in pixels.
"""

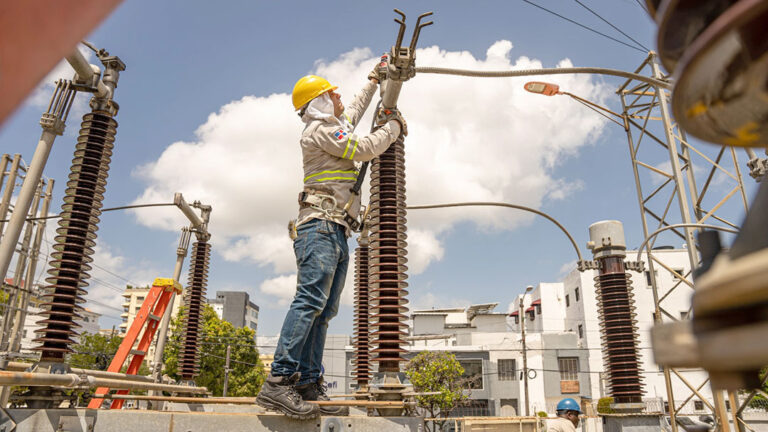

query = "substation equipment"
[642,2,768,432]
[1,3,766,432]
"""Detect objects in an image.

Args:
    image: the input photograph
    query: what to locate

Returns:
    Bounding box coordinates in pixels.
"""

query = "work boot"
[256,372,319,419]
[296,377,349,416]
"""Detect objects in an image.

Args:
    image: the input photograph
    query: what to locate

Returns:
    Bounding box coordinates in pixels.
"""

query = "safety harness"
[295,111,375,234]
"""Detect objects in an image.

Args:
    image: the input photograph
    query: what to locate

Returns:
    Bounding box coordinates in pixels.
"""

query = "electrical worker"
[256,66,407,419]
[548,398,583,432]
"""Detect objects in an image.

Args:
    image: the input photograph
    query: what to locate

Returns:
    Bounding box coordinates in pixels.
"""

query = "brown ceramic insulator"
[33,112,116,361]
[353,244,371,386]
[368,139,409,373]
[179,240,210,380]
[594,256,644,404]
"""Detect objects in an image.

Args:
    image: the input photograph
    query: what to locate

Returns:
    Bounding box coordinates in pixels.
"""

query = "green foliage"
[405,351,469,432]
[597,397,616,414]
[538,411,549,417]
[746,367,768,411]
[163,305,265,396]
[70,332,124,371]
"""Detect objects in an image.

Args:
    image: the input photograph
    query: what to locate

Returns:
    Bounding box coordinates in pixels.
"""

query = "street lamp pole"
[520,285,533,417]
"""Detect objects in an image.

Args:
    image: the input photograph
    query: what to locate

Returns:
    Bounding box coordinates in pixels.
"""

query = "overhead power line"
[633,0,651,14]
[520,0,647,54]
[572,0,650,51]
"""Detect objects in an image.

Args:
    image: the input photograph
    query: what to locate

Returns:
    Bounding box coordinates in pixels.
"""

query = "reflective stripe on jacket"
[297,80,401,232]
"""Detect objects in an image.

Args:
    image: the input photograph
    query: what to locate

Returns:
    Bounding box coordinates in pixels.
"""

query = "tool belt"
[297,191,364,232]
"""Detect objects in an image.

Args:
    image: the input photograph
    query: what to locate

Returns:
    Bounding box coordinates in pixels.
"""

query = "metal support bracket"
[0,406,16,432]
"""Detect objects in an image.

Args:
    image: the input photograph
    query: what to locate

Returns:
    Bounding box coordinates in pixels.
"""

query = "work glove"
[367,55,389,83]
[376,107,407,137]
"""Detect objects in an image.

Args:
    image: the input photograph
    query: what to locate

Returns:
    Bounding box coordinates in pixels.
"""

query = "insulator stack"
[368,138,409,373]
[33,112,117,361]
[179,240,210,380]
[588,221,644,405]
[594,258,644,403]
[353,242,370,386]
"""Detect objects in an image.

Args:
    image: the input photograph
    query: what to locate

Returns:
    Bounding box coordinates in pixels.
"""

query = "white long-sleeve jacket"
[296,80,401,233]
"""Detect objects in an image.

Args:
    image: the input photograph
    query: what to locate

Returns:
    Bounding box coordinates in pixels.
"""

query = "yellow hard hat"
[292,75,338,110]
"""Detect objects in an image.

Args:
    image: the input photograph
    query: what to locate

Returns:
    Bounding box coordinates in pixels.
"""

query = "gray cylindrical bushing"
[588,220,627,259]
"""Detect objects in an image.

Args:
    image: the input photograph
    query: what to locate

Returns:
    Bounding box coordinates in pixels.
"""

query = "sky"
[0,1,756,337]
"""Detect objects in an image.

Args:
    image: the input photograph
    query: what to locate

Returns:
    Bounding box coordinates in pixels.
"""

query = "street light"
[520,284,534,417]
[523,80,626,128]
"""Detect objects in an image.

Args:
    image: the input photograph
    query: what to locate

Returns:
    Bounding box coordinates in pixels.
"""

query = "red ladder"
[88,277,182,409]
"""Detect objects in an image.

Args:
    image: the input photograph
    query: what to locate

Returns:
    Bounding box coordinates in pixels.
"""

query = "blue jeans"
[271,218,349,385]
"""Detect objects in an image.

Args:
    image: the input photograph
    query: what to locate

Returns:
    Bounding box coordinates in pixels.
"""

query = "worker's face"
[328,90,344,117]
[567,411,580,428]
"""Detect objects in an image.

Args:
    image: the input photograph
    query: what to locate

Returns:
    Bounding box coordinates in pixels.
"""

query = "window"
[513,315,519,325]
[566,294,570,307]
[725,400,731,411]
[459,360,483,390]
[450,399,490,417]
[500,399,518,416]
[672,268,685,281]
[575,287,580,302]
[527,310,535,321]
[498,359,517,381]
[578,324,583,338]
[694,400,704,411]
[535,304,541,315]
[680,311,690,320]
[136,296,145,302]
[645,270,658,287]
[558,357,579,381]
[558,357,580,394]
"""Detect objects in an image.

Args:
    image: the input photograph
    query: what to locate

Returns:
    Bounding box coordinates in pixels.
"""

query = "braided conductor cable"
[179,240,210,380]
[33,111,117,361]
[353,237,371,386]
[369,138,409,373]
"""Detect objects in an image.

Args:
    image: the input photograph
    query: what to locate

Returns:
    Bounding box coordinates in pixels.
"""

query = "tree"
[405,351,470,432]
[163,305,265,396]
[70,332,123,371]
[70,331,151,375]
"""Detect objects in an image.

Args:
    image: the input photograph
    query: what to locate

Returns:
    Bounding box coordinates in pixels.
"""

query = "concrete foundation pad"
[601,414,663,432]
[6,408,424,432]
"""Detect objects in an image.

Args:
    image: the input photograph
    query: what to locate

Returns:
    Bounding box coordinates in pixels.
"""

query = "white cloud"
[259,250,357,307]
[259,274,296,306]
[131,41,609,282]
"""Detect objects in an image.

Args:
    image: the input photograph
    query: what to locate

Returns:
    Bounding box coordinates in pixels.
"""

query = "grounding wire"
[0,202,177,223]
[520,0,647,54]
[572,0,650,52]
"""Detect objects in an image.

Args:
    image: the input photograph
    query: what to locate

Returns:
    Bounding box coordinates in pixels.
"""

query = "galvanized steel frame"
[618,53,750,432]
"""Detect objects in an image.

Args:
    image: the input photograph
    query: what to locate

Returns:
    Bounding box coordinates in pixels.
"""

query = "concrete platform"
[2,408,424,432]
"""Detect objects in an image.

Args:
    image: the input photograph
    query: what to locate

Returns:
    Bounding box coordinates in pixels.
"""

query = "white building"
[120,285,183,365]
[402,248,712,416]
[19,303,102,352]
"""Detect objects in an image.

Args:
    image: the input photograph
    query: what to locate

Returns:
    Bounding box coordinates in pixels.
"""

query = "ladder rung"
[129,349,146,357]
[148,313,161,321]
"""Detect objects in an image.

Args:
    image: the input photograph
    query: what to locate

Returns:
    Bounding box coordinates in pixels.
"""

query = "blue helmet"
[556,398,582,413]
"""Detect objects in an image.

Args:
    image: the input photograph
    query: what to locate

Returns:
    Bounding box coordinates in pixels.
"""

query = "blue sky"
[1,1,755,336]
